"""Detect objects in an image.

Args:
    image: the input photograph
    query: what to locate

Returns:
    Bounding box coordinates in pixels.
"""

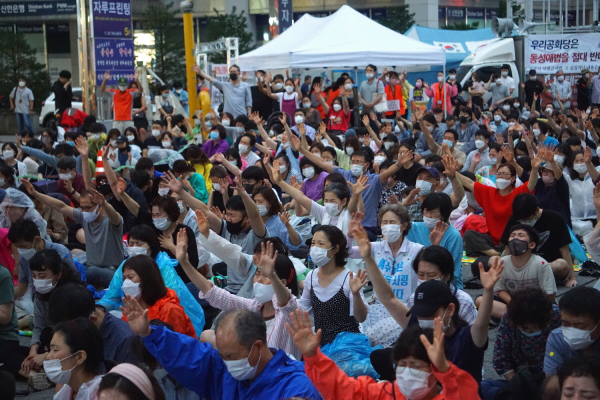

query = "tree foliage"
[140,1,185,85]
[441,21,480,30]
[378,6,415,34]
[206,6,254,64]
[0,30,50,109]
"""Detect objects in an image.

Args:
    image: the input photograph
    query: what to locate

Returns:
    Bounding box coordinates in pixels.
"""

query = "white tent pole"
[443,64,447,118]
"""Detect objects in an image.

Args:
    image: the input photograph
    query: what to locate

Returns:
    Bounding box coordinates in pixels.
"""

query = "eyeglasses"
[495,172,512,178]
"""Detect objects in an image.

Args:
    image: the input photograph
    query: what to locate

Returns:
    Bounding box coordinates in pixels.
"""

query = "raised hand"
[472,152,482,166]
[210,206,224,219]
[420,317,450,373]
[64,178,74,194]
[479,257,504,291]
[387,194,399,204]
[531,151,544,169]
[290,175,301,190]
[75,136,89,158]
[272,159,283,183]
[279,211,291,227]
[103,71,111,81]
[319,122,327,136]
[89,188,106,206]
[349,269,368,294]
[429,220,448,246]
[312,82,321,94]
[213,153,224,163]
[217,178,229,194]
[194,209,210,238]
[403,188,421,205]
[584,146,593,164]
[115,177,127,196]
[347,174,370,196]
[120,295,151,337]
[441,155,458,178]
[162,171,183,193]
[286,309,321,358]
[503,150,515,164]
[369,112,377,121]
[175,228,189,262]
[20,178,35,195]
[413,107,424,120]
[347,211,364,239]
[289,133,301,149]
[397,149,413,165]
[353,225,372,259]
[362,115,370,127]
[257,241,278,279]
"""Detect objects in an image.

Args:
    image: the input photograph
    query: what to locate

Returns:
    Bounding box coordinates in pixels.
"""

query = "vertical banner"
[278,0,292,33]
[90,0,134,85]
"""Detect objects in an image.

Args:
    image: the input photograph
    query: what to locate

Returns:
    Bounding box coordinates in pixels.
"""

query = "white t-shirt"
[276,92,300,111]
[494,254,557,295]
[499,75,516,91]
[243,151,261,167]
[298,268,365,317]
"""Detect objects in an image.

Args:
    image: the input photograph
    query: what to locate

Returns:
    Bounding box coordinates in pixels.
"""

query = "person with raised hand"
[288,308,479,400]
[176,223,301,359]
[354,223,503,385]
[121,290,322,399]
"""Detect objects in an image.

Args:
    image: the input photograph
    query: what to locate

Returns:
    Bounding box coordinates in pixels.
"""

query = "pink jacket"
[425,82,458,112]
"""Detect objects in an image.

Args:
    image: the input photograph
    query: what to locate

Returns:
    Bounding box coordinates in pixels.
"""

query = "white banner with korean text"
[525,33,600,75]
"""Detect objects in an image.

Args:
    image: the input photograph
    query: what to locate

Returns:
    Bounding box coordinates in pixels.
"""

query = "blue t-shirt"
[334,167,384,228]
[544,327,600,375]
[406,222,464,289]
[409,316,486,383]
[543,136,559,148]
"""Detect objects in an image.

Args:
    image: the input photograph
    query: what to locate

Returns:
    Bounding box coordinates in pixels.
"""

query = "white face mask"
[554,154,565,165]
[324,202,342,217]
[395,366,433,400]
[302,102,311,109]
[374,156,386,164]
[310,246,333,268]
[59,172,72,181]
[2,150,14,159]
[494,114,502,122]
[110,140,117,147]
[257,204,269,216]
[212,183,221,192]
[127,246,149,257]
[222,119,231,127]
[508,122,515,127]
[502,105,510,111]
[91,133,101,141]
[333,104,342,112]
[278,164,286,174]
[302,167,315,179]
[557,75,565,82]
[121,279,141,298]
[268,130,275,137]
[448,74,456,80]
[415,179,432,196]
[496,178,512,189]
[545,108,553,115]
[384,142,393,150]
[344,83,353,91]
[275,82,284,90]
[19,81,26,87]
[158,187,169,196]
[350,164,364,177]
[514,103,520,108]
[574,163,588,174]
[238,144,249,154]
[162,141,171,148]
[253,282,275,303]
[530,75,537,81]
[294,115,304,125]
[82,205,99,223]
[18,246,36,260]
[366,73,374,79]
[475,140,485,150]
[422,216,438,229]
[223,343,261,380]
[177,200,186,214]
[152,129,161,137]
[345,147,354,156]
[127,135,135,143]
[395,124,401,133]
[285,85,294,93]
[501,71,508,77]
[533,129,541,137]
[562,323,599,350]
[43,352,80,384]
[153,217,171,231]
[33,277,56,294]
[437,76,443,82]
[381,224,402,243]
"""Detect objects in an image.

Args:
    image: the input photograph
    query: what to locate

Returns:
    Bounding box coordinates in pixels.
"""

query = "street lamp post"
[181,0,198,126]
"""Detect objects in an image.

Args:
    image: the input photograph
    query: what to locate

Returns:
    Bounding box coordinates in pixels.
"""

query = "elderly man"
[123,299,322,400]
[551,70,572,110]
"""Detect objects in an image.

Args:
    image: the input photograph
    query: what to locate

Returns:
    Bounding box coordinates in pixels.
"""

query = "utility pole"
[181,0,198,126]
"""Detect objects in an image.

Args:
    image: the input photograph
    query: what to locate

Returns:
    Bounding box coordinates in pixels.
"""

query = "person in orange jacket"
[425,72,458,113]
[121,254,196,338]
[287,309,480,400]
[384,71,406,118]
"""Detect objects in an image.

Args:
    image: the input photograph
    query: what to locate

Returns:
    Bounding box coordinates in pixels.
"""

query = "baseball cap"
[415,166,441,182]
[344,129,357,138]
[582,68,590,74]
[118,77,128,86]
[406,280,455,318]
[116,135,127,143]
[528,69,537,76]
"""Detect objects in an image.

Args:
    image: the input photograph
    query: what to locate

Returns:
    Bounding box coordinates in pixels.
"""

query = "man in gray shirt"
[485,74,511,109]
[358,64,384,114]
[9,77,34,133]
[193,64,252,118]
[22,179,124,288]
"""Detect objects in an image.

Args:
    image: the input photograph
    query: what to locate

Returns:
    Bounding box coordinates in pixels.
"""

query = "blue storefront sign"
[93,39,135,85]
[90,0,132,39]
[278,0,292,33]
[0,1,77,17]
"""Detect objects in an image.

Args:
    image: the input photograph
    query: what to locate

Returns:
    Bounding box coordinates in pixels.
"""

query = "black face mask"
[118,146,128,153]
[226,218,245,235]
[229,73,238,81]
[459,116,469,124]
[244,183,255,195]
[508,238,529,255]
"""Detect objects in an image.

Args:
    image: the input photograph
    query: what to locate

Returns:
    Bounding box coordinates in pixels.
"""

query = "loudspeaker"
[492,17,514,37]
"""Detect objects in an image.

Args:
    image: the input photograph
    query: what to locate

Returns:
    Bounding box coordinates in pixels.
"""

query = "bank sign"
[0,1,77,17]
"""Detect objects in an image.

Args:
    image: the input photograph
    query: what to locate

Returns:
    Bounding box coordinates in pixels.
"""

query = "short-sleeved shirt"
[327,108,351,132]
[473,181,532,244]
[0,266,18,342]
[72,209,124,269]
[543,136,559,148]
[500,209,571,263]
[491,84,510,105]
[397,162,420,187]
[494,254,557,295]
[534,176,571,227]
[243,151,261,167]
[544,327,600,375]
[10,87,34,114]
[108,89,136,121]
[301,171,329,201]
[334,168,384,228]
[359,79,384,107]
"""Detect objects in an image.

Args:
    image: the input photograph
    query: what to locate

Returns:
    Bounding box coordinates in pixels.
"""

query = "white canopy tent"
[238,5,446,70]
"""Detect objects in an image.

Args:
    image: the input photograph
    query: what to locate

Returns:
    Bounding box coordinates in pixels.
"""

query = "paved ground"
[14,264,597,399]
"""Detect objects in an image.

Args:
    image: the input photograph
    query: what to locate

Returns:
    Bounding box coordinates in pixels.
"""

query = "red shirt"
[473,181,533,244]
[327,107,351,132]
[108,88,136,121]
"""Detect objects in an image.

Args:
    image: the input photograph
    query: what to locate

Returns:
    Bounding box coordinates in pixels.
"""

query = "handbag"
[373,93,388,113]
